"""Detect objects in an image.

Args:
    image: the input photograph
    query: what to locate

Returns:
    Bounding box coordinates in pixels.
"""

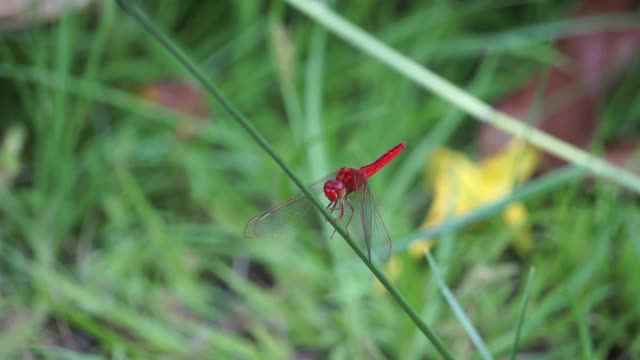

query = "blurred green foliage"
[0,1,639,359]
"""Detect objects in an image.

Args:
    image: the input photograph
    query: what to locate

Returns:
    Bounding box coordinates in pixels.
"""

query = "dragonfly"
[244,141,406,261]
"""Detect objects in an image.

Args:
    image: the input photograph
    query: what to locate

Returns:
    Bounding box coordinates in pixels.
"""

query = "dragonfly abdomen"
[360,141,406,178]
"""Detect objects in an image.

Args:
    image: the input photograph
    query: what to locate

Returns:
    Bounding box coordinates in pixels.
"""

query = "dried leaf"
[140,80,210,140]
[478,0,640,170]
[0,0,93,29]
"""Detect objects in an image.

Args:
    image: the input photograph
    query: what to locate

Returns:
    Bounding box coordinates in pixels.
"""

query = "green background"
[0,1,639,358]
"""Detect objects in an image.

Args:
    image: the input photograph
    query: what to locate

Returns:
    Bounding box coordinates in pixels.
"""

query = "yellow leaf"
[503,203,528,227]
[408,239,435,259]
[413,139,540,258]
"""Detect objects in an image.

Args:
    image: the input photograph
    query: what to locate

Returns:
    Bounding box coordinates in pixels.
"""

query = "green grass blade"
[304,15,329,179]
[510,267,535,360]
[567,290,595,359]
[425,251,494,360]
[116,1,453,358]
[284,0,640,194]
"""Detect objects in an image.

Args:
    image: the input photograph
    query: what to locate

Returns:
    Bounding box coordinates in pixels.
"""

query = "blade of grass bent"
[425,251,494,360]
[115,1,453,358]
[284,0,640,195]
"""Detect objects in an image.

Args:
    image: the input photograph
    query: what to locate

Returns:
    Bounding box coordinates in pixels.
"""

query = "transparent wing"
[243,172,338,238]
[357,178,392,262]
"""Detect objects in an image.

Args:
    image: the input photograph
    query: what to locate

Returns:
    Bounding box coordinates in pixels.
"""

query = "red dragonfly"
[244,141,406,261]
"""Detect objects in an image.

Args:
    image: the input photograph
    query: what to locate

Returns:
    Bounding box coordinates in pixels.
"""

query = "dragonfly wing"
[243,193,312,237]
[243,172,338,238]
[358,179,392,262]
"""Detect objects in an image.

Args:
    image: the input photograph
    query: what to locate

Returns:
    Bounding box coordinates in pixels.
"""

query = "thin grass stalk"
[425,251,494,360]
[115,1,453,358]
[510,267,535,360]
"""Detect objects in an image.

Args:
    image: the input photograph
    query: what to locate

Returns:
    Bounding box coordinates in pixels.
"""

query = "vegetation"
[0,1,639,358]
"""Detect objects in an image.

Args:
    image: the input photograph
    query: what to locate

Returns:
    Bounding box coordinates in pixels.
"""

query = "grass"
[0,1,639,358]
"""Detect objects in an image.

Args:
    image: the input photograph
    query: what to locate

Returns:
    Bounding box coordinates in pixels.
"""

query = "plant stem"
[116,1,453,358]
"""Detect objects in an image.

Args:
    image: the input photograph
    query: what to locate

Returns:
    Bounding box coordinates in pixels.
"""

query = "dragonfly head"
[324,180,346,201]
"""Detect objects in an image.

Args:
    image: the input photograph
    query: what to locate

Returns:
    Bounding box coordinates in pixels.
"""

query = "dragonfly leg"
[328,201,340,219]
[345,196,355,234]
[328,200,344,239]
[327,199,345,221]
[327,201,337,213]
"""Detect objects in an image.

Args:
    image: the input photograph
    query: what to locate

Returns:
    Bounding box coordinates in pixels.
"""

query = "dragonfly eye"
[323,180,346,201]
